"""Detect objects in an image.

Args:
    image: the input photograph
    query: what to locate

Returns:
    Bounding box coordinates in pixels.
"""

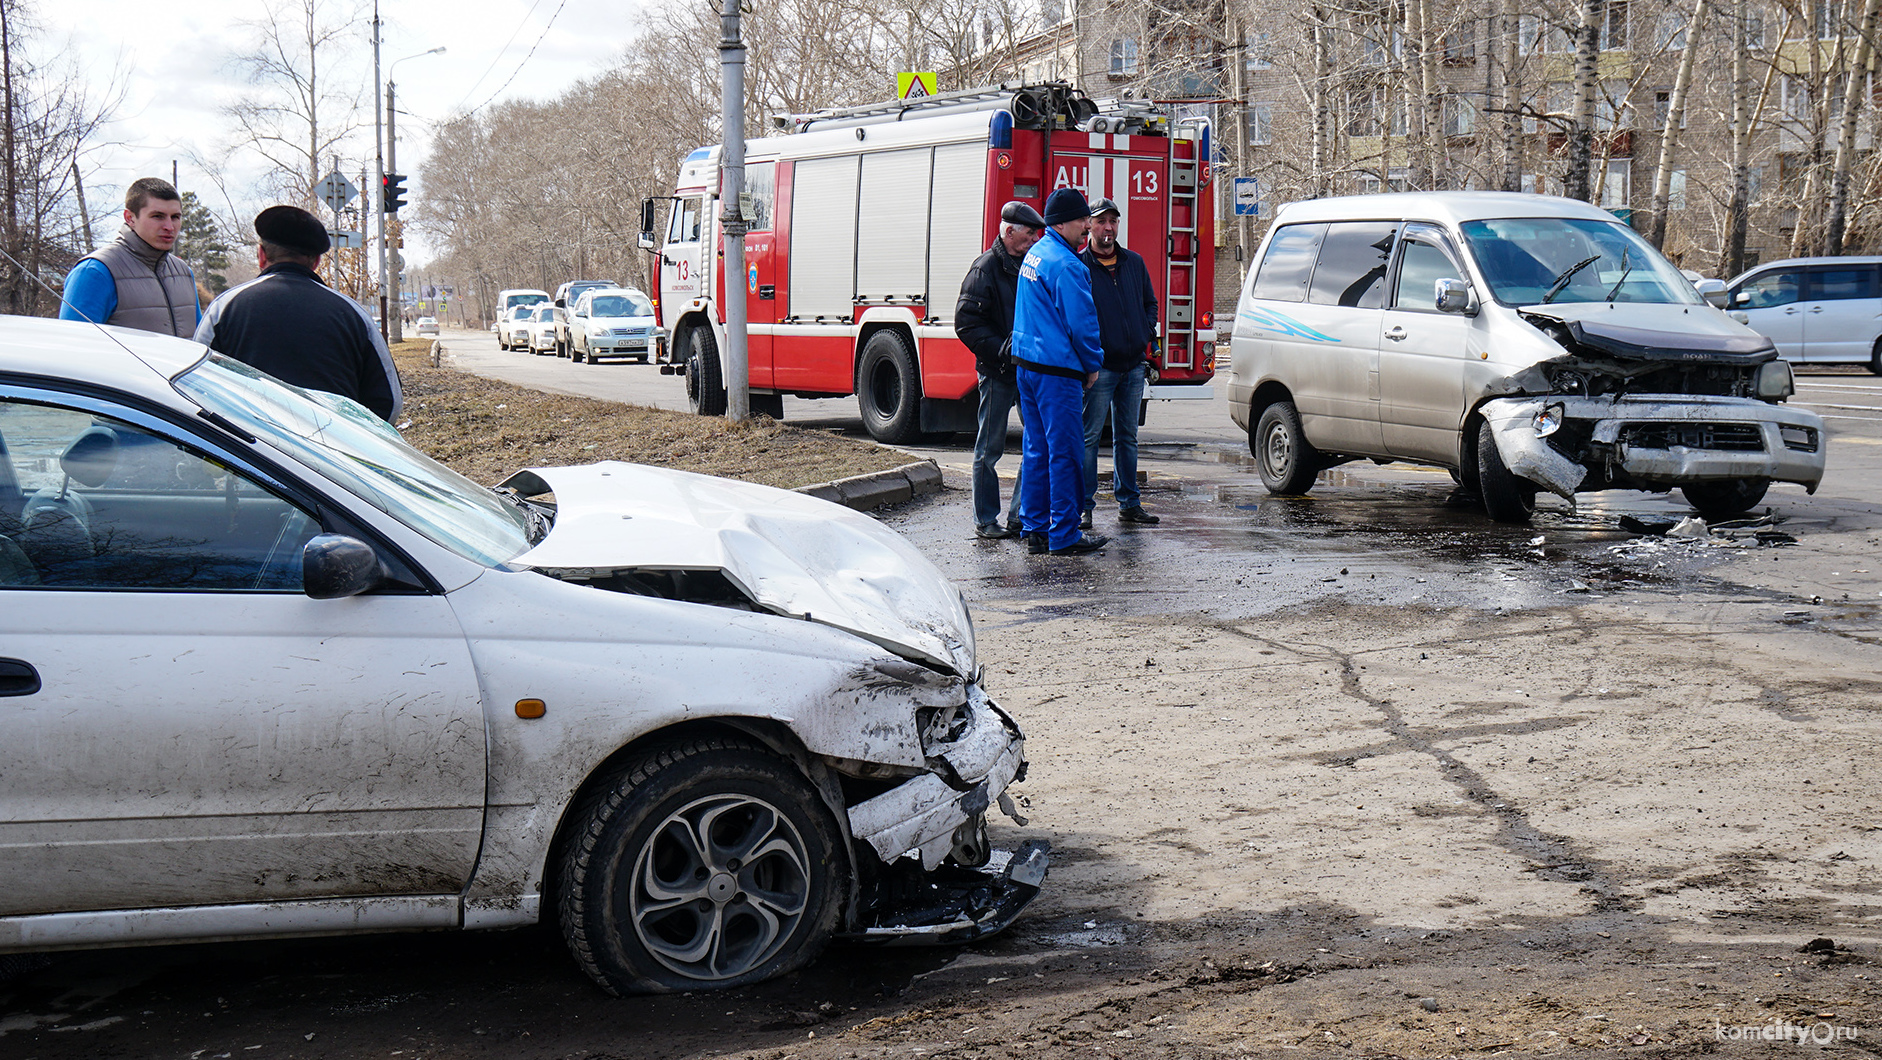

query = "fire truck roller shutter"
[790,156,860,319]
[928,142,989,316]
[857,149,931,302]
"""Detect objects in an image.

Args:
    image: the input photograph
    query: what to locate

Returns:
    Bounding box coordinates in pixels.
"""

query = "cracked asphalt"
[6,362,1882,1058]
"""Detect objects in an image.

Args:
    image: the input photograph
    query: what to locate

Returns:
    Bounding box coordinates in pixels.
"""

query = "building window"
[1744,7,1766,48]
[1110,37,1138,75]
[1443,95,1476,136]
[1443,20,1477,63]
[1247,103,1273,145]
[1669,168,1688,210]
[1601,158,1631,209]
[1245,30,1272,70]
[1597,81,1633,131]
[1601,0,1630,49]
[1654,10,1687,48]
[1748,164,1765,204]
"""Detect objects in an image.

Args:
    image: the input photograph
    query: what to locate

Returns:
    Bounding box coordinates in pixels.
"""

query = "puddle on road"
[885,459,1781,622]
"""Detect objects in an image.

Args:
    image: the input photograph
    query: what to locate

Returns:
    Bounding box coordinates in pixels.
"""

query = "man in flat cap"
[955,200,1045,540]
[1012,188,1107,556]
[194,205,402,422]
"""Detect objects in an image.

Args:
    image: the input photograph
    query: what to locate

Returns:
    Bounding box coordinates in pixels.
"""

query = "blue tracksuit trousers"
[1017,368,1087,550]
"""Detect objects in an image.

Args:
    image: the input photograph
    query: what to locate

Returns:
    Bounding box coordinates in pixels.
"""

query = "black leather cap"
[1089,196,1121,217]
[1000,200,1046,229]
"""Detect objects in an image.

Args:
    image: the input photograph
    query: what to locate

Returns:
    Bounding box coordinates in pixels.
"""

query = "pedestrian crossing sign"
[897,72,937,100]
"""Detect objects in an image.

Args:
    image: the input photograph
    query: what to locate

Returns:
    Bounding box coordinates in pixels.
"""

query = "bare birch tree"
[222,0,368,210]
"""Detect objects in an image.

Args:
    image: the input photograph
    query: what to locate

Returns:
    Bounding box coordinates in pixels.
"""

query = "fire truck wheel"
[856,330,922,444]
[686,327,727,416]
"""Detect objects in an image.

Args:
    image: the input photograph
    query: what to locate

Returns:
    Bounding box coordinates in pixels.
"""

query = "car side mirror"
[1730,289,1751,307]
[1694,278,1728,307]
[303,534,384,600]
[1435,278,1472,314]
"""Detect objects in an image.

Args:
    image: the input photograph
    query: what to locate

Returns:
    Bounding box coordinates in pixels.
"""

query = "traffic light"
[383,173,407,214]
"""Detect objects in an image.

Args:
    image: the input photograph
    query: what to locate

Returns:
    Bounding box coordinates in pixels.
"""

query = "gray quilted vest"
[83,226,197,337]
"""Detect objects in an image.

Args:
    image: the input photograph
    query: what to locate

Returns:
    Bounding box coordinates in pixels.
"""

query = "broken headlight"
[1755,359,1796,401]
[1533,403,1565,438]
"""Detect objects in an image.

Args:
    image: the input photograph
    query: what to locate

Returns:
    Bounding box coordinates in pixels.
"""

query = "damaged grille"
[1620,422,1765,452]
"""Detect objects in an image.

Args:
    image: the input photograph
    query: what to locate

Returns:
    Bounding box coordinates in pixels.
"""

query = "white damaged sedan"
[0,316,1044,994]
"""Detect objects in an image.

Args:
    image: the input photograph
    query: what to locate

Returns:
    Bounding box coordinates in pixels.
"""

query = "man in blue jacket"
[1013,189,1108,556]
[1079,196,1161,528]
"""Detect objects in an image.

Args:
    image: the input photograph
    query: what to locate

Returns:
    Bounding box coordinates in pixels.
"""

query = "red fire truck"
[641,82,1216,443]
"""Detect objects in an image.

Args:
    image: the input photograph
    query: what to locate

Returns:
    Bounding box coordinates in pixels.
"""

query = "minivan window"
[1251,223,1325,302]
[1459,217,1701,306]
[1808,265,1877,301]
[1393,240,1461,310]
[1736,269,1802,308]
[1309,222,1396,308]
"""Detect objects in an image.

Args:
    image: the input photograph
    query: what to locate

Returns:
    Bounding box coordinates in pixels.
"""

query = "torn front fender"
[1479,398,1588,500]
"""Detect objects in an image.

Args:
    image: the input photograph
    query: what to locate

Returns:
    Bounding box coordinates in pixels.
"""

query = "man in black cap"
[1011,187,1107,556]
[1078,196,1161,528]
[956,200,1045,540]
[194,205,403,422]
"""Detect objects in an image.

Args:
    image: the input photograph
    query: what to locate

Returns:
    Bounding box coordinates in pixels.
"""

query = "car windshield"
[589,293,653,317]
[536,307,555,322]
[1459,217,1702,307]
[173,355,533,566]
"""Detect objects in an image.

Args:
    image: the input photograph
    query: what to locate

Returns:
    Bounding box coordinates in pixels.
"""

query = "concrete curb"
[796,460,944,511]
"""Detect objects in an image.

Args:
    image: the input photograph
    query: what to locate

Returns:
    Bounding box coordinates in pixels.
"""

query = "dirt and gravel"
[5,351,1881,1059]
[389,339,908,488]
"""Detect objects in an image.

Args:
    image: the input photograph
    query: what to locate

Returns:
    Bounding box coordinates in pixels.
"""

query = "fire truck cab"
[643,82,1215,444]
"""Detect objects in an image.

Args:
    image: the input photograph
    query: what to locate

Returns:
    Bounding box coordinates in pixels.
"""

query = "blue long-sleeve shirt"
[1012,227,1103,377]
[58,259,120,325]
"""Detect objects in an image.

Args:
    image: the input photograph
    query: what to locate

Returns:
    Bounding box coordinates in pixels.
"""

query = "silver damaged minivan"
[1226,192,1827,522]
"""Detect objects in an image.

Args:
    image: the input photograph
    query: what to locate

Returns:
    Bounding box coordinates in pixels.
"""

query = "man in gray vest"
[59,177,199,337]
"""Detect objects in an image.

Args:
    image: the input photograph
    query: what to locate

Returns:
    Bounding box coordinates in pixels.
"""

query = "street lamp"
[374,36,445,345]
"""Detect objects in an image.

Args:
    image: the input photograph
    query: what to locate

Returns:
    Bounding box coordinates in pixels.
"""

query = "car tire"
[572,345,586,364]
[1870,337,1882,376]
[1251,401,1320,494]
[1681,478,1770,515]
[855,329,922,444]
[556,738,845,996]
[1477,418,1538,523]
[686,326,727,416]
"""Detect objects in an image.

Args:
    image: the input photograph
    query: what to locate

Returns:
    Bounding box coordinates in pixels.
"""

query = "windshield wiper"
[491,486,553,544]
[1603,249,1633,302]
[1543,254,1602,303]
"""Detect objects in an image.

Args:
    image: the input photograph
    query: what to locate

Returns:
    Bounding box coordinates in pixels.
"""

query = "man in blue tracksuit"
[1013,189,1108,556]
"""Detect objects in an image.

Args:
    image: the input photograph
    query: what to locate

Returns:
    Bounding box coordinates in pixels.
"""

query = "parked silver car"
[570,288,660,364]
[1726,256,1882,373]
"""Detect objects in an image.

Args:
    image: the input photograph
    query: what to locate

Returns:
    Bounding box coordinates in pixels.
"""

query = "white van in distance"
[1225,192,1826,522]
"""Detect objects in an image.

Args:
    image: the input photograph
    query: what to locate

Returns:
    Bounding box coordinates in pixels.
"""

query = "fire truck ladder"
[1162,139,1201,373]
[777,82,1096,133]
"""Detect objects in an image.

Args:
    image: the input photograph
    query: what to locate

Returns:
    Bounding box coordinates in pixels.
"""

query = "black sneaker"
[1079,510,1093,530]
[1049,533,1109,555]
[1119,506,1160,525]
[1026,533,1049,554]
[976,523,1018,539]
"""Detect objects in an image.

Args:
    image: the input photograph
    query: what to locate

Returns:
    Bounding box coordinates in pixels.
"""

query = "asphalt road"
[7,329,1882,1059]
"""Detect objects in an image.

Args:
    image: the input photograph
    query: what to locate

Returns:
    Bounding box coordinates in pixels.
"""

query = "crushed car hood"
[1521,302,1777,365]
[504,462,975,676]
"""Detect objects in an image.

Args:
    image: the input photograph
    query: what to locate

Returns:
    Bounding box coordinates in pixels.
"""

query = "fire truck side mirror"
[639,198,657,250]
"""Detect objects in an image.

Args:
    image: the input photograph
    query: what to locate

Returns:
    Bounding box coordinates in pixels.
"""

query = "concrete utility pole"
[372,1,388,342]
[720,0,749,421]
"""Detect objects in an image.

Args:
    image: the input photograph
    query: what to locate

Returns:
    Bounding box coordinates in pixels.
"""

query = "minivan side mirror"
[1694,278,1728,308]
[1435,278,1472,314]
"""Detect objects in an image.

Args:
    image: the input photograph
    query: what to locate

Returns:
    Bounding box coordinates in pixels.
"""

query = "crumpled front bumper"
[842,684,1046,944]
[1481,395,1827,499]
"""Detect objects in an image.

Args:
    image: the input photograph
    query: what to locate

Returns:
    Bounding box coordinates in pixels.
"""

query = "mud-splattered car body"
[0,315,1041,994]
[1226,192,1826,521]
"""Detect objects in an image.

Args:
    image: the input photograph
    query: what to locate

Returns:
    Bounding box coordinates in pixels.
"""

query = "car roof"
[580,287,652,308]
[1272,191,1619,227]
[1728,256,1882,283]
[0,314,207,401]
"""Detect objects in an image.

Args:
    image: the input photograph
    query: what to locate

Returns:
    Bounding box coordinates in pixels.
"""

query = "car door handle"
[1785,307,1799,314]
[1385,326,1407,341]
[1808,306,1823,313]
[0,658,41,697]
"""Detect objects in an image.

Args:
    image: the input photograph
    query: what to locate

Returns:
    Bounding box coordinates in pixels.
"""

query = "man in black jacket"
[1079,197,1161,527]
[955,201,1045,539]
[195,206,403,423]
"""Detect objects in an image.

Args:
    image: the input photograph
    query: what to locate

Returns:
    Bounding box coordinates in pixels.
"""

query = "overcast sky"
[55,0,653,261]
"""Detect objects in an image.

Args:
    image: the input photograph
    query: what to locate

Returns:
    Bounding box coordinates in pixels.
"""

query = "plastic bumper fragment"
[842,840,1050,945]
